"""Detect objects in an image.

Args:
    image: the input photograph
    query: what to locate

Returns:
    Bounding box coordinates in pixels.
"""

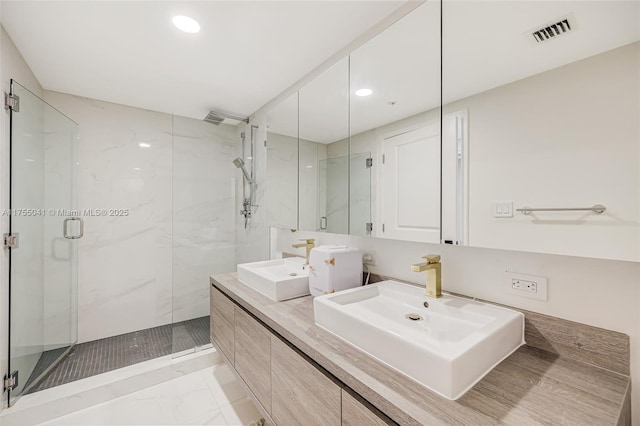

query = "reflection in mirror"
[267,93,298,230]
[299,58,350,233]
[443,1,639,261]
[349,1,442,242]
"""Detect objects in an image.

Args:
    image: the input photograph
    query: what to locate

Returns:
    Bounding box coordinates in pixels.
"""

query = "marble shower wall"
[44,91,249,343]
[44,91,174,343]
[172,116,238,323]
[235,118,270,265]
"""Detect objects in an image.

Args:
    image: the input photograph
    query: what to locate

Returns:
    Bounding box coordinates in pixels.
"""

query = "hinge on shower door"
[4,93,20,112]
[4,233,19,249]
[366,222,373,233]
[4,370,18,392]
[366,158,373,168]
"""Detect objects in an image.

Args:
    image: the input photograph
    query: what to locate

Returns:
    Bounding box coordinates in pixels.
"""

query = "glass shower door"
[7,80,79,405]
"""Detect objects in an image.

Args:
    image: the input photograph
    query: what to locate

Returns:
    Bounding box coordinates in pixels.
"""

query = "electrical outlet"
[504,271,547,300]
[511,278,536,292]
[362,252,376,266]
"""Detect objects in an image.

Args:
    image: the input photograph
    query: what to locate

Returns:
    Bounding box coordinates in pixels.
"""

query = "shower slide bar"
[516,204,606,215]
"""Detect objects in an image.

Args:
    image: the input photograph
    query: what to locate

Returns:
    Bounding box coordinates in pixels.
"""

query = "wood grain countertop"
[211,273,631,426]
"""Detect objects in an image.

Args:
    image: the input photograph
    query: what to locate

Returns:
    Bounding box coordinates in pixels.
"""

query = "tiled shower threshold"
[26,316,211,393]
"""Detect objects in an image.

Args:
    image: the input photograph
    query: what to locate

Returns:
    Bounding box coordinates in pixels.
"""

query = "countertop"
[211,273,630,425]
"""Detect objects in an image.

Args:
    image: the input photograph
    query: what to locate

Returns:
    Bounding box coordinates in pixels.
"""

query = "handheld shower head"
[233,157,253,183]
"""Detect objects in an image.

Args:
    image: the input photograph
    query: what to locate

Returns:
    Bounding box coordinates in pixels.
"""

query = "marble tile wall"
[235,119,270,265]
[172,115,238,323]
[44,91,174,343]
[42,103,79,351]
[45,92,268,343]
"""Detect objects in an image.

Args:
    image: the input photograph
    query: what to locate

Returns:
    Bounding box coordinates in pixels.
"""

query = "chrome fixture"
[236,125,259,229]
[233,157,253,183]
[292,238,315,265]
[203,110,249,126]
[63,217,84,240]
[411,254,442,299]
[517,204,606,215]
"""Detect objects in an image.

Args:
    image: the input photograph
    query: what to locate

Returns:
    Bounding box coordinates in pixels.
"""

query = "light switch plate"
[494,201,513,218]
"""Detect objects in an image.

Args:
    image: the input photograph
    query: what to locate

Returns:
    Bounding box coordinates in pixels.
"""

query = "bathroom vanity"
[210,273,631,425]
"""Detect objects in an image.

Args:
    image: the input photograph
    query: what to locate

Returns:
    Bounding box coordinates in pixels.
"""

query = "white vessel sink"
[313,280,524,400]
[237,258,310,301]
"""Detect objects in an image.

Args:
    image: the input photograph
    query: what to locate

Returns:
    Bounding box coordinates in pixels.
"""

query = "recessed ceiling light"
[173,15,200,34]
[355,88,373,97]
[138,143,151,148]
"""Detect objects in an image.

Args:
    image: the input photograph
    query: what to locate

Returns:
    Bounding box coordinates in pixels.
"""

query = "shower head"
[203,110,250,125]
[233,157,253,183]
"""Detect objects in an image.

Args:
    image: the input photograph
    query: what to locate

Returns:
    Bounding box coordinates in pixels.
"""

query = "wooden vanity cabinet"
[234,306,272,413]
[210,283,392,426]
[210,285,235,364]
[342,388,394,425]
[271,335,341,426]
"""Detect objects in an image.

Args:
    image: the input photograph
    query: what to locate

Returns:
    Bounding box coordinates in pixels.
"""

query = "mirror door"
[8,80,79,405]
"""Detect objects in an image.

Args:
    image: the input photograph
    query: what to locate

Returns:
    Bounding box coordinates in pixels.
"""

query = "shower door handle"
[63,217,84,239]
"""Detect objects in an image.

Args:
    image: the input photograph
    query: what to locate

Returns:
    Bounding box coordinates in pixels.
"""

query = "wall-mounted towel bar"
[517,204,606,215]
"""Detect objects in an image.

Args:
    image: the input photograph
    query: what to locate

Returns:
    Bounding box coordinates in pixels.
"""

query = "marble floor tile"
[202,364,248,407]
[2,349,261,426]
[41,369,225,425]
[219,397,263,426]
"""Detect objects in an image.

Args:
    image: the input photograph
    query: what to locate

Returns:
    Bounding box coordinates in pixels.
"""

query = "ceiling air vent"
[529,14,576,44]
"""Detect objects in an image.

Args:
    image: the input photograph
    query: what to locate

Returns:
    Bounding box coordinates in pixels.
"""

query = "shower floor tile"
[28,316,211,393]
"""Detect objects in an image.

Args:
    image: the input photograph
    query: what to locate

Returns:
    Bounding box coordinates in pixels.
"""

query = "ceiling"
[269,0,640,143]
[0,0,407,121]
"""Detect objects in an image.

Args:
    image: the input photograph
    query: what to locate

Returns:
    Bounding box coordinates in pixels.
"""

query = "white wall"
[449,42,639,261]
[276,227,640,423]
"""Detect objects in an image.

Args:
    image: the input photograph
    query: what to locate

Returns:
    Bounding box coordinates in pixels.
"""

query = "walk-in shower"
[5,87,265,405]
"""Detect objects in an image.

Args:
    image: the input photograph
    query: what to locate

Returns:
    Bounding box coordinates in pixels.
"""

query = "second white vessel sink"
[237,257,309,301]
[313,280,524,400]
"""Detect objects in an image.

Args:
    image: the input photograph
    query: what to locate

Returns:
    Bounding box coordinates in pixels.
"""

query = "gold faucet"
[292,238,315,265]
[411,255,442,298]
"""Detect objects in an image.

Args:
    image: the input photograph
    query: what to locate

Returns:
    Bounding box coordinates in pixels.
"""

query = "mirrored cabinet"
[299,58,350,234]
[266,0,639,262]
[267,93,298,230]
